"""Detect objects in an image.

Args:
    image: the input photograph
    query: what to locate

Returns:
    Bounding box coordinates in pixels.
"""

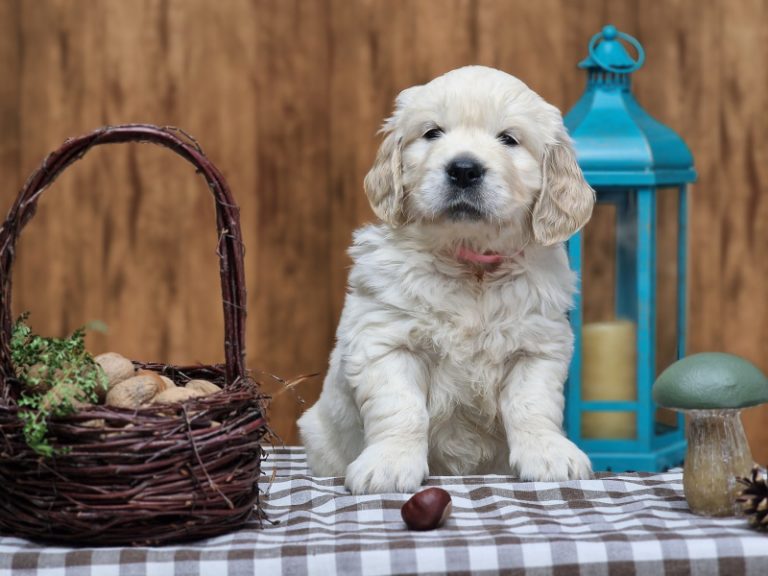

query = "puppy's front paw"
[345,443,428,494]
[510,434,592,481]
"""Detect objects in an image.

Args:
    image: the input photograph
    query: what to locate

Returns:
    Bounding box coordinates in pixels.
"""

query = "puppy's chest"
[414,282,528,367]
[404,286,518,425]
[414,283,527,439]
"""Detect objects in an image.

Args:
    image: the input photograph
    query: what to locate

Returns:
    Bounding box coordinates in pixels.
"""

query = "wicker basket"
[0,124,269,546]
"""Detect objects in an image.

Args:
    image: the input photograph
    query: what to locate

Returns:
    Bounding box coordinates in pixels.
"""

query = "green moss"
[11,314,108,456]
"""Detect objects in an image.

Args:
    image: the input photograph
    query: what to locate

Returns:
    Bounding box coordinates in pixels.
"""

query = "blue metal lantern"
[564,25,696,471]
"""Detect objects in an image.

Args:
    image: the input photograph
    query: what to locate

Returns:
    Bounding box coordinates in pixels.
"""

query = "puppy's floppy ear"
[364,130,405,226]
[532,128,595,245]
[364,86,422,226]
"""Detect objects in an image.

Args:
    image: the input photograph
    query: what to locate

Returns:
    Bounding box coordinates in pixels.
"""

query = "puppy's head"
[364,66,594,245]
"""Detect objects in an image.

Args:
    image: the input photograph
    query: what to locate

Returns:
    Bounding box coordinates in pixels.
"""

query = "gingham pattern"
[1,446,766,575]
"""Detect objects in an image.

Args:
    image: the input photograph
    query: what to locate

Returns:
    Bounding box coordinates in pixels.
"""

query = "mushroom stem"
[683,409,753,516]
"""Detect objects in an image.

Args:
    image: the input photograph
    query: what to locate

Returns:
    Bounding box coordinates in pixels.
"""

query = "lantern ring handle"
[588,28,645,74]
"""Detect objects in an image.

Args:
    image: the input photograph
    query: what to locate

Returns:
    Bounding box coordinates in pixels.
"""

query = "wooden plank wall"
[0,0,766,459]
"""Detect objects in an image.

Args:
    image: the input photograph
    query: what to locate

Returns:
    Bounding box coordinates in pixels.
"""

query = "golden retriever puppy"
[299,66,595,494]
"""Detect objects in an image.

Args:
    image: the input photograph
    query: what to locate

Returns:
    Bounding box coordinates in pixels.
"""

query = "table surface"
[1,446,766,576]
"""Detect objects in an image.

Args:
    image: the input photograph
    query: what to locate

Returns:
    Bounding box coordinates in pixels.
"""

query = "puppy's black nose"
[446,156,484,188]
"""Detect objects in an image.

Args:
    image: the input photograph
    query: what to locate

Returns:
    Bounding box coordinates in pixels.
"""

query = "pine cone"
[736,465,768,530]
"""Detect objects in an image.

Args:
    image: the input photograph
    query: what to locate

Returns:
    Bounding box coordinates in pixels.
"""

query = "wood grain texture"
[0,0,19,225]
[0,0,766,460]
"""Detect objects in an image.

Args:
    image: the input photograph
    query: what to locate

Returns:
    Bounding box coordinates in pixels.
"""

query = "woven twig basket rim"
[0,123,248,393]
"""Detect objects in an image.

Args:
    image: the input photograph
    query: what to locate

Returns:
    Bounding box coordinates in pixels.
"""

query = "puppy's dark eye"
[423,127,444,140]
[498,133,519,147]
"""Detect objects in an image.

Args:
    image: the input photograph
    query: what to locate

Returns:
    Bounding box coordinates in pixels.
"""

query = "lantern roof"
[564,25,696,187]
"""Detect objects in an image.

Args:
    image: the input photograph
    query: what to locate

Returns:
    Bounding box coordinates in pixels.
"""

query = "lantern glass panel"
[580,201,637,440]
[578,188,684,441]
[655,188,681,433]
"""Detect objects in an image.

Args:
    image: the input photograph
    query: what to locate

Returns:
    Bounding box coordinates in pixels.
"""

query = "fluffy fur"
[298,66,595,494]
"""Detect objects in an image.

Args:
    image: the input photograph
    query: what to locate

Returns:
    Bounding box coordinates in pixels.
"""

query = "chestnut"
[401,487,452,530]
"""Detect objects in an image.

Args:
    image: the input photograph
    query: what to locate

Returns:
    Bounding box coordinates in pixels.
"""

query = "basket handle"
[0,124,248,392]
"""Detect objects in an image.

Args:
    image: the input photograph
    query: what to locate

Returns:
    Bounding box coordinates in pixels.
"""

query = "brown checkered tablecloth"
[1,446,767,575]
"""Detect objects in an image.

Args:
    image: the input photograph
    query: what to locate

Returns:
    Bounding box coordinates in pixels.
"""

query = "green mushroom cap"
[653,352,768,410]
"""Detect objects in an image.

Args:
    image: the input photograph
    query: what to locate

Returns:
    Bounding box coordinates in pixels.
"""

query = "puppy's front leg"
[501,354,592,481]
[345,349,429,494]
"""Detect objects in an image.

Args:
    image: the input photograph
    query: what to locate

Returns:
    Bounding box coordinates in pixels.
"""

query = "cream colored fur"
[298,66,595,494]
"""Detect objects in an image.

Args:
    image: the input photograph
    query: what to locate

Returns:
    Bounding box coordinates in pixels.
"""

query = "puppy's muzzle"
[446,155,485,188]
[444,155,487,221]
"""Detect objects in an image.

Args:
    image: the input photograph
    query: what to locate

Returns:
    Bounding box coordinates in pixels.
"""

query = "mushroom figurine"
[653,352,768,516]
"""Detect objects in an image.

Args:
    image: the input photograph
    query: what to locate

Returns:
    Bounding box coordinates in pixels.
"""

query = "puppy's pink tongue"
[456,246,505,265]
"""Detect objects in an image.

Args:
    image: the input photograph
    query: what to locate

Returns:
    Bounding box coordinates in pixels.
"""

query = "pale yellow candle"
[581,320,637,439]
